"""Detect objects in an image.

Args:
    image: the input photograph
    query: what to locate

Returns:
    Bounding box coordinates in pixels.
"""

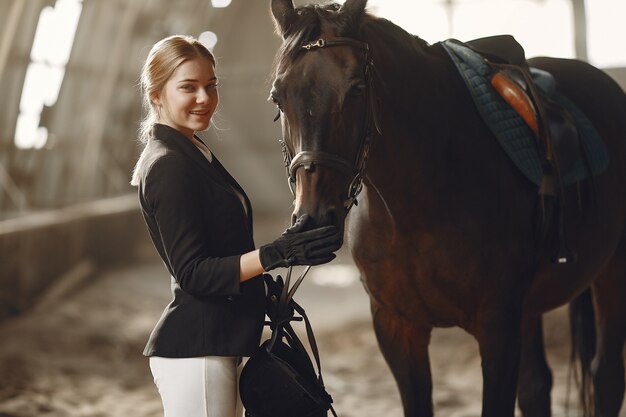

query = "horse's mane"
[361,17,431,59]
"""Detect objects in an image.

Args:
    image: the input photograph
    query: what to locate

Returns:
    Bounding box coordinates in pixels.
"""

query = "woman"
[131,35,341,417]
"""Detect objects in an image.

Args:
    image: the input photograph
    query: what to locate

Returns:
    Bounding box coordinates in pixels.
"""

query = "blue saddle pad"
[440,39,608,187]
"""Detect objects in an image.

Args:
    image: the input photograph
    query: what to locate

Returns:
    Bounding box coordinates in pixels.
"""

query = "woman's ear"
[151,94,161,107]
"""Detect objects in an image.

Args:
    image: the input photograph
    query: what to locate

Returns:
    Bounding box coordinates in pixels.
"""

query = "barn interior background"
[0,0,624,416]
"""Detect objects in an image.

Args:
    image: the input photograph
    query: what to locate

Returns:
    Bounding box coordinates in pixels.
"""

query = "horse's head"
[270,0,374,232]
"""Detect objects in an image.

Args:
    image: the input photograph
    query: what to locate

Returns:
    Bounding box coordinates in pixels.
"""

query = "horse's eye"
[348,83,367,98]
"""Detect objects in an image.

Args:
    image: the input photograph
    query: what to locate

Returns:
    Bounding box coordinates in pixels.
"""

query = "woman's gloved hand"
[263,274,291,324]
[259,215,342,271]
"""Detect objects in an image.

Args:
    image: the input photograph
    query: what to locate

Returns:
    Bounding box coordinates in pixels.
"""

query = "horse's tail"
[568,287,596,417]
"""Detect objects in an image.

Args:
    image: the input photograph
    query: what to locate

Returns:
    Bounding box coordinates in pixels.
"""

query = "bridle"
[278,37,377,212]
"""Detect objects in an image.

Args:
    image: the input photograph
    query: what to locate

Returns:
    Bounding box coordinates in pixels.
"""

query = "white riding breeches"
[149,356,243,417]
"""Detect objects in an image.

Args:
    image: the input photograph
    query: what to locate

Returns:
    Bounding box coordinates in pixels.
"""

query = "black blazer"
[138,123,265,358]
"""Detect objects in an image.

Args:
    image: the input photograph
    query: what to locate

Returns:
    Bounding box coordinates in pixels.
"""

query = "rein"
[279,37,376,211]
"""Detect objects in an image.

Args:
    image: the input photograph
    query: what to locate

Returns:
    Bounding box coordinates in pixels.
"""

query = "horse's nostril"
[291,209,340,229]
[291,212,317,230]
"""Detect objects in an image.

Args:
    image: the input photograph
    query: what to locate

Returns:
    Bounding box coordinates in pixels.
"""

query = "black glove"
[259,215,342,271]
[263,274,292,325]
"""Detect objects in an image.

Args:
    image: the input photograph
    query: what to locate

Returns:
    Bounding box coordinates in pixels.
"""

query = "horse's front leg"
[371,302,434,417]
[475,298,524,417]
[517,314,553,417]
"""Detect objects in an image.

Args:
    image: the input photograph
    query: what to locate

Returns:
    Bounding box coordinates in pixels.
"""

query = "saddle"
[449,35,587,263]
[466,35,580,199]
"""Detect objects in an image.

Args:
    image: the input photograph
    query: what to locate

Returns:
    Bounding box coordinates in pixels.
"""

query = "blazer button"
[226,296,234,301]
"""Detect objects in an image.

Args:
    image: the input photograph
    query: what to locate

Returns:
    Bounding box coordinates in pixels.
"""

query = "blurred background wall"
[0,0,625,319]
[0,0,287,216]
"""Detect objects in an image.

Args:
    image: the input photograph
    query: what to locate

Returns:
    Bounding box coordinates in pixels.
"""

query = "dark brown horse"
[268,1,626,416]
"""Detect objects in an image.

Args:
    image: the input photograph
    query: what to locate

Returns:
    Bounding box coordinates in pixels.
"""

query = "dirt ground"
[0,259,623,417]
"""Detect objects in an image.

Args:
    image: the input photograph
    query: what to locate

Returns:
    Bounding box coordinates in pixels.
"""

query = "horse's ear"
[338,0,367,19]
[270,0,297,38]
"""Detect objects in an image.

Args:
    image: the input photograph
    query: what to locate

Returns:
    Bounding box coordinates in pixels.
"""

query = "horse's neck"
[376,44,452,114]
[371,37,452,139]
[364,37,457,219]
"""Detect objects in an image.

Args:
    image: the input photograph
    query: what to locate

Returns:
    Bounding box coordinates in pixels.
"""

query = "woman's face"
[155,57,218,140]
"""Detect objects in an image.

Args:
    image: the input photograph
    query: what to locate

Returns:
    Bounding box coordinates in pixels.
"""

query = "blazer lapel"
[153,124,254,231]
[210,154,254,232]
[153,124,231,193]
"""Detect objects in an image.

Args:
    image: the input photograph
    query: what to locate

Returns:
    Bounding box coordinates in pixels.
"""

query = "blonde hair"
[131,35,216,186]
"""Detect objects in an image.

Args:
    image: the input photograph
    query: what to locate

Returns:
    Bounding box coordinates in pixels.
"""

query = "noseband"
[279,37,376,212]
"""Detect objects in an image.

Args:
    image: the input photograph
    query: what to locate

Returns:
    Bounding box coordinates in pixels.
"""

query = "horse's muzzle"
[291,205,342,230]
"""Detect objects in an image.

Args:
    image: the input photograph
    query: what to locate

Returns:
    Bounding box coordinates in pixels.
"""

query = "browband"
[302,37,369,52]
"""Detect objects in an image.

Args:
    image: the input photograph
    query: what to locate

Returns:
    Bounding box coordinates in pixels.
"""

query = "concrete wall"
[0,194,153,321]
